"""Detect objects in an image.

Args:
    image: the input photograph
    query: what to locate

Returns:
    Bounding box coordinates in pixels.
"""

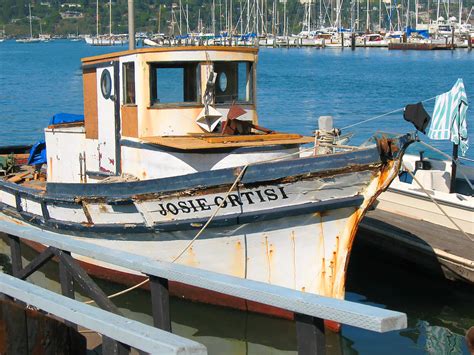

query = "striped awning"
[427,79,469,156]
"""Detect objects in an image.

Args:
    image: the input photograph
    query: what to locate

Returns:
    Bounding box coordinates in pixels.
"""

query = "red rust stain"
[264,235,272,282]
[98,204,108,213]
[231,240,245,277]
[291,231,296,289]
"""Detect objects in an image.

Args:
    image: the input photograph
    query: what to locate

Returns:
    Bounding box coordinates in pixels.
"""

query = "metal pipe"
[128,0,135,50]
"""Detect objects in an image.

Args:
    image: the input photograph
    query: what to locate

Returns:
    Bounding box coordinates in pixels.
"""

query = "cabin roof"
[81,46,259,64]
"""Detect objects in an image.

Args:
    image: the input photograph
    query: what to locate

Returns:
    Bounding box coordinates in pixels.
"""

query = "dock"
[359,209,474,283]
[388,42,453,50]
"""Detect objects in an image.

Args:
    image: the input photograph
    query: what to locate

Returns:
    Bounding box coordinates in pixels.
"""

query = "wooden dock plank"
[359,209,474,283]
[0,215,407,333]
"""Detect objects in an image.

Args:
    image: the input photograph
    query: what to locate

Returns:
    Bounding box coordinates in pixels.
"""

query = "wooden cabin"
[44,46,312,183]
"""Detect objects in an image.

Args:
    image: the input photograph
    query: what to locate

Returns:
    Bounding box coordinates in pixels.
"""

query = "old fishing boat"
[0,46,414,314]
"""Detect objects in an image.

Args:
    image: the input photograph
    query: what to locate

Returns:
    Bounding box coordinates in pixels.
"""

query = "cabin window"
[149,62,200,106]
[214,61,253,104]
[123,62,135,105]
[100,69,112,100]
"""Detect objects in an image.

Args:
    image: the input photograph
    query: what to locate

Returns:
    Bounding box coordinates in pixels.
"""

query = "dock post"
[102,339,130,355]
[451,27,455,50]
[351,33,356,50]
[150,276,171,331]
[295,313,325,354]
[468,35,472,51]
[8,235,22,277]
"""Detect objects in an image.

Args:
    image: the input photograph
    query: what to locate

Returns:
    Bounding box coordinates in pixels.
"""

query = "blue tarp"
[27,140,47,166]
[406,27,430,39]
[49,113,84,125]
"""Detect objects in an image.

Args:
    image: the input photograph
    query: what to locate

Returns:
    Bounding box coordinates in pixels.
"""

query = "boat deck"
[359,209,474,283]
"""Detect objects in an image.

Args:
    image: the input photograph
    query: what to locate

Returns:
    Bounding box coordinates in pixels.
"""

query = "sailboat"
[16,4,41,43]
[85,0,128,46]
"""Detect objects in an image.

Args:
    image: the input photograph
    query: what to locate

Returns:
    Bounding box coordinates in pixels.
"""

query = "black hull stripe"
[45,147,381,198]
[0,195,363,237]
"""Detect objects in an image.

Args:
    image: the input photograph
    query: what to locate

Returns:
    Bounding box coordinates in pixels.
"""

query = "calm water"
[0,41,473,354]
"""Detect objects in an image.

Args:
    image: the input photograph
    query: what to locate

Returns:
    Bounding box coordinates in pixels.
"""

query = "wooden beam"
[17,247,55,280]
[53,250,121,315]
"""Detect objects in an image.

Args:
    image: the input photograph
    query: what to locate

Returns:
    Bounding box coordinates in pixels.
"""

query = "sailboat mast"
[415,0,419,28]
[179,0,182,35]
[436,0,440,22]
[29,4,33,39]
[158,4,161,33]
[309,0,312,32]
[379,0,381,29]
[96,0,99,37]
[406,0,410,27]
[212,0,216,34]
[109,0,112,36]
[366,0,370,31]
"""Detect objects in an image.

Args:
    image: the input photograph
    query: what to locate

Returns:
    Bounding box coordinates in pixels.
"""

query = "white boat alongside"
[376,150,473,235]
[0,46,415,314]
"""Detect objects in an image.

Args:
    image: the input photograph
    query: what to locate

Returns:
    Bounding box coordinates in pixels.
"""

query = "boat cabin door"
[96,62,120,175]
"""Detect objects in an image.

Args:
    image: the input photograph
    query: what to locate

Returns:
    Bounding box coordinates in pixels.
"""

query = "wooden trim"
[147,103,204,110]
[121,105,138,137]
[141,134,314,150]
[83,68,98,139]
[47,122,84,129]
[81,46,259,65]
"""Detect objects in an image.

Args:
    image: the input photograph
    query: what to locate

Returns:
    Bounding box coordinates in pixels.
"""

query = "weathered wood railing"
[0,216,407,354]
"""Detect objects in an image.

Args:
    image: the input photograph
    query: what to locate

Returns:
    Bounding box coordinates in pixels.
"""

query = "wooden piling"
[0,298,86,354]
[468,35,472,51]
[295,313,326,354]
[150,275,171,331]
[351,33,356,50]
[451,27,455,50]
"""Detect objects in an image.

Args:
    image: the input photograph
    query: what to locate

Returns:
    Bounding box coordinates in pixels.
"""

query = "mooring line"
[341,96,437,131]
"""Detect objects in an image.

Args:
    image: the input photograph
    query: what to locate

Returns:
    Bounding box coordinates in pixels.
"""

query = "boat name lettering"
[156,187,289,216]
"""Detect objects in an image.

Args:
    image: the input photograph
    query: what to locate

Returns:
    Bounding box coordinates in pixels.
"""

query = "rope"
[84,165,249,305]
[402,162,473,242]
[341,96,437,131]
[171,165,248,263]
[417,140,474,191]
[460,156,474,163]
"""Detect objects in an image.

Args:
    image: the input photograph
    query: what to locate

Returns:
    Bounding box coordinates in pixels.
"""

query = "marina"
[0,32,469,349]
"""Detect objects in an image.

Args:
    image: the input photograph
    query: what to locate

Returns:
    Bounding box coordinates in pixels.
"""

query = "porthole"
[218,72,228,92]
[100,69,112,99]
